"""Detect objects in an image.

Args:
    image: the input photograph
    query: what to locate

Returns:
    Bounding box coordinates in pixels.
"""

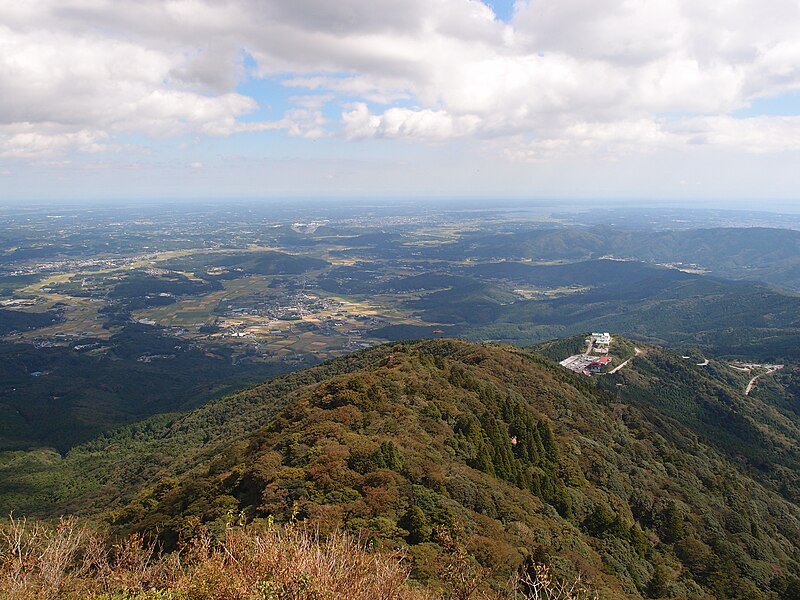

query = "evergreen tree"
[647,562,670,598]
[401,506,432,544]
[661,502,684,543]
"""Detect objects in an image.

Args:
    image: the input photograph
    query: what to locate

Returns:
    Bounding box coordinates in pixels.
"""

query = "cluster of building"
[220,291,338,323]
[728,361,784,371]
[591,332,611,352]
[559,332,614,376]
[559,354,612,374]
[587,355,613,373]
[5,252,161,281]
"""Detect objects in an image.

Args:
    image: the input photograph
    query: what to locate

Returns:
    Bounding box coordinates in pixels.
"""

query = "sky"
[2,0,800,204]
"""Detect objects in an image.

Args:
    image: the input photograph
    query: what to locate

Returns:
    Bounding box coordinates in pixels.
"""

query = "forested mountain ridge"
[374,260,800,361]
[537,333,800,504]
[3,338,799,598]
[447,226,800,291]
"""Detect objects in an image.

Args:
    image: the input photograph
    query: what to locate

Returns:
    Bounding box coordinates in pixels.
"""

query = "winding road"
[608,347,642,374]
[744,365,784,396]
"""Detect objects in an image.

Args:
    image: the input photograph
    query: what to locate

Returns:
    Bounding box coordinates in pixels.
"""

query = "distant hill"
[372,259,800,361]
[609,227,800,286]
[464,259,690,294]
[318,268,471,295]
[3,339,798,598]
[160,250,329,277]
[489,265,800,360]
[406,279,520,325]
[453,226,800,291]
[358,226,800,291]
[0,308,58,336]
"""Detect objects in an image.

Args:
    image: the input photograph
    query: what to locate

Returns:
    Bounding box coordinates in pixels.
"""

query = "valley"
[3,204,800,453]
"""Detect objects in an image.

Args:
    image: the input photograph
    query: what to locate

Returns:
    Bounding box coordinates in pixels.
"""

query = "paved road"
[608,348,640,374]
[745,366,783,395]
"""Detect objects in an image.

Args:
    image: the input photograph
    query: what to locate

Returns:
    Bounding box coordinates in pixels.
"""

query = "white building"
[591,332,611,346]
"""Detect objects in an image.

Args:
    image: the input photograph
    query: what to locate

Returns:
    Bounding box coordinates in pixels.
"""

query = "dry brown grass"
[0,515,597,600]
[511,564,599,600]
[0,515,429,600]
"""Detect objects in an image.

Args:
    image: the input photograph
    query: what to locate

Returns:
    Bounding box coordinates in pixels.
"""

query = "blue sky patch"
[734,91,800,117]
[487,0,517,22]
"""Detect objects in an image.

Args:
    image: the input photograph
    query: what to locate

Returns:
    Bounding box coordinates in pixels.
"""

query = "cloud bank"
[2,0,800,160]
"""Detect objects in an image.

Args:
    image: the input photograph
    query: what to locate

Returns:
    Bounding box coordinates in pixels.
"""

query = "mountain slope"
[379,259,800,360]
[0,308,59,336]
[594,347,800,503]
[443,226,800,290]
[3,339,798,599]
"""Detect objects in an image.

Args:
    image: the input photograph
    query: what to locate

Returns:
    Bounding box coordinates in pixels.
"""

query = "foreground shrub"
[0,515,597,599]
[0,515,421,600]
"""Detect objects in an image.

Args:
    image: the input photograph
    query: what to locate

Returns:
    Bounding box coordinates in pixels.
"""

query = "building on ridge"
[588,356,613,373]
[591,332,612,347]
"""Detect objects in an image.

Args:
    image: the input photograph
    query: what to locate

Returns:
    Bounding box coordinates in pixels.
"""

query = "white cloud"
[343,103,481,140]
[0,3,317,156]
[0,127,111,158]
[499,119,675,162]
[671,116,800,153]
[1,0,800,160]
[283,76,410,104]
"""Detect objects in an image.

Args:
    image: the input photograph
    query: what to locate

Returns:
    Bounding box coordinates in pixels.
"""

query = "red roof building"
[588,356,613,373]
